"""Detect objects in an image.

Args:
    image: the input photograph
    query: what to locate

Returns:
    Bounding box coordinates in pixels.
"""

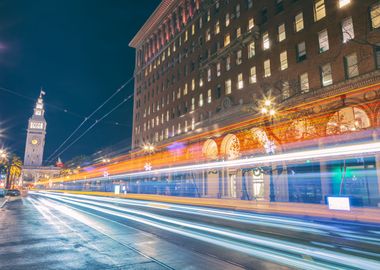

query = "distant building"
[22,91,60,185]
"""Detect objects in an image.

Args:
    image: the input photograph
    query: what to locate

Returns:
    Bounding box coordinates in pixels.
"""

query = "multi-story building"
[126,0,380,206]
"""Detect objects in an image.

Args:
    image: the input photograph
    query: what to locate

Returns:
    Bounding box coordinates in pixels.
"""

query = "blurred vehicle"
[7,189,21,196]
[0,189,5,197]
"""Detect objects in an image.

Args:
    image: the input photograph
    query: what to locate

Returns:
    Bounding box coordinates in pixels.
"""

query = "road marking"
[0,197,9,208]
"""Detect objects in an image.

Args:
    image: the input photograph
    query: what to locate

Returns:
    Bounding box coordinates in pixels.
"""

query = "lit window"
[226,56,231,71]
[297,41,306,62]
[192,79,195,91]
[282,81,290,99]
[314,0,326,21]
[300,73,309,93]
[199,94,204,107]
[278,23,286,42]
[339,0,350,8]
[318,29,329,53]
[191,98,195,111]
[178,123,181,135]
[184,30,188,41]
[224,33,231,47]
[248,41,255,58]
[217,63,221,77]
[321,63,333,86]
[215,21,220,34]
[207,89,212,103]
[263,32,270,50]
[237,73,243,89]
[345,53,359,78]
[177,88,181,99]
[192,24,195,35]
[184,83,188,95]
[342,17,354,43]
[295,12,304,32]
[248,18,254,30]
[184,120,188,133]
[207,9,211,21]
[199,78,203,87]
[370,3,380,29]
[264,59,271,77]
[237,27,242,38]
[236,50,242,65]
[225,79,232,94]
[250,66,257,84]
[280,51,288,70]
[236,4,240,18]
[225,13,230,27]
[206,28,211,41]
[191,118,195,130]
[207,68,212,82]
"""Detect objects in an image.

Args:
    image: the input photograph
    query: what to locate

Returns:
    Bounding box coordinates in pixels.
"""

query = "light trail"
[59,141,380,183]
[33,192,380,270]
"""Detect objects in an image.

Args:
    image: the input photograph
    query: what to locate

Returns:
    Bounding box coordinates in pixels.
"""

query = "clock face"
[30,122,44,129]
[31,138,39,145]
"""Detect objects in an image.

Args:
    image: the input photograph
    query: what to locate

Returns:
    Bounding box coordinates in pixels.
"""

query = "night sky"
[0,0,160,162]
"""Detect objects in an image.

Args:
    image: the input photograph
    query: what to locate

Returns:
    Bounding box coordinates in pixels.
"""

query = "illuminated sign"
[327,197,350,211]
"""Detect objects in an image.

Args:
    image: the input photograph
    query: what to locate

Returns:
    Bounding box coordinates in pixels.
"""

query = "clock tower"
[24,91,47,166]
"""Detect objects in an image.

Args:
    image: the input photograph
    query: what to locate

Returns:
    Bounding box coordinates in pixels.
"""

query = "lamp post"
[260,99,276,202]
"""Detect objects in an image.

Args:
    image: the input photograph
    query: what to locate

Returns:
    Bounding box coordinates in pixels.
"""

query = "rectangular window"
[217,63,221,77]
[191,97,195,111]
[192,79,195,91]
[250,66,257,84]
[225,79,232,94]
[314,0,326,21]
[321,63,333,86]
[226,56,231,71]
[282,81,290,99]
[344,53,359,78]
[264,59,271,77]
[236,4,240,18]
[199,94,204,107]
[339,0,350,8]
[225,13,230,27]
[295,12,304,32]
[191,118,195,130]
[342,17,354,43]
[208,89,212,103]
[236,27,241,38]
[215,21,220,34]
[192,24,195,35]
[248,18,254,31]
[280,51,288,70]
[184,83,188,95]
[237,73,244,89]
[206,28,211,41]
[248,0,253,8]
[278,23,286,42]
[300,73,310,93]
[371,3,380,29]
[276,0,284,13]
[376,44,380,69]
[248,41,255,58]
[318,29,329,53]
[236,50,242,65]
[263,32,270,50]
[297,41,306,62]
[224,33,230,47]
[207,68,212,82]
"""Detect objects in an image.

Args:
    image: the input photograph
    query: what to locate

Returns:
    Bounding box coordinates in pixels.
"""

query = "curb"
[0,197,9,208]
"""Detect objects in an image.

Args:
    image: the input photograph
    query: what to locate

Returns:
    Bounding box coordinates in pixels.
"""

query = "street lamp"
[259,98,277,202]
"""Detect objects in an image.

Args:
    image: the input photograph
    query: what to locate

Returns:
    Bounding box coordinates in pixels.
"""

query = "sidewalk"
[43,190,380,224]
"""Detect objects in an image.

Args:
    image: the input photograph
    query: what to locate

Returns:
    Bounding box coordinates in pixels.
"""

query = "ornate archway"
[220,134,240,160]
[327,106,370,135]
[202,139,218,160]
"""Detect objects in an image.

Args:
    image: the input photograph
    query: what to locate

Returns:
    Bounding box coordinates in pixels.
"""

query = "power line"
[49,94,133,162]
[46,77,133,162]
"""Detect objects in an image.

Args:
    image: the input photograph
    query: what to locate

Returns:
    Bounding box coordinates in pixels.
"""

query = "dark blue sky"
[0,0,160,162]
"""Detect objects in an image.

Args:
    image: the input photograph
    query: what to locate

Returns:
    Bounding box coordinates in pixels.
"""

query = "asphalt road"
[1,192,380,270]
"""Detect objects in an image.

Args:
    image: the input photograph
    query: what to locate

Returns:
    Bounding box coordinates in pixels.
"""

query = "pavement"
[1,192,380,270]
[0,196,9,208]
